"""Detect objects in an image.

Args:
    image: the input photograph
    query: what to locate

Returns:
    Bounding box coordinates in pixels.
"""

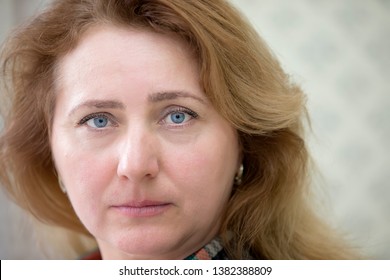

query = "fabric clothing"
[80,238,228,260]
[184,238,228,260]
[80,249,102,260]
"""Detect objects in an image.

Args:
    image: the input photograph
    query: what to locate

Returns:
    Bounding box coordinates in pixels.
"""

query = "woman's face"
[51,25,241,259]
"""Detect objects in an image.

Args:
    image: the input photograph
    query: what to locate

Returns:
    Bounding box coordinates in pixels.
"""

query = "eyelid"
[77,112,118,127]
[160,106,199,125]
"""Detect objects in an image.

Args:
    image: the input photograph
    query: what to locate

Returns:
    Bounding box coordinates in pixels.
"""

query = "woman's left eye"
[163,108,198,125]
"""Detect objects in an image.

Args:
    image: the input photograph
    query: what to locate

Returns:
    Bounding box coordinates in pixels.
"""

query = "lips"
[112,200,172,217]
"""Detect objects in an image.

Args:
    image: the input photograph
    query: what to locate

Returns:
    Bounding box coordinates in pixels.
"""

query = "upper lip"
[114,200,170,208]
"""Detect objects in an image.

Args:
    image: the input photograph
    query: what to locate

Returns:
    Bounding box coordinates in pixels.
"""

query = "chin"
[112,232,184,259]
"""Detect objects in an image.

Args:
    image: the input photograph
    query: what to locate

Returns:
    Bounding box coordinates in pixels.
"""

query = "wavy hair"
[0,0,354,259]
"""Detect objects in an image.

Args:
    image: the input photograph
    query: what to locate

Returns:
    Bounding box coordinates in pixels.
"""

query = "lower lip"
[112,204,172,217]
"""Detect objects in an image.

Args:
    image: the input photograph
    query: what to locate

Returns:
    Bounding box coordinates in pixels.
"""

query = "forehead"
[55,24,198,89]
[52,24,206,113]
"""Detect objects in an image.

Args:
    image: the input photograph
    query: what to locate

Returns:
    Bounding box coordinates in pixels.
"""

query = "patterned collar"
[184,238,228,260]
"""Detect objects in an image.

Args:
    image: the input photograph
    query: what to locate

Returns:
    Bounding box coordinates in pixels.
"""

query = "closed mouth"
[112,201,172,217]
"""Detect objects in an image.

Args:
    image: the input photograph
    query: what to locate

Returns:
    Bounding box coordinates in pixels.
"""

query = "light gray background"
[0,0,389,259]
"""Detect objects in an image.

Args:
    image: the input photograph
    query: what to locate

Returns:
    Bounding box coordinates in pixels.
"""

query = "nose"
[117,126,160,182]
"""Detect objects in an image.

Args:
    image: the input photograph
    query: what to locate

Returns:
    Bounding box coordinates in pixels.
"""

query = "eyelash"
[161,107,199,126]
[77,112,117,127]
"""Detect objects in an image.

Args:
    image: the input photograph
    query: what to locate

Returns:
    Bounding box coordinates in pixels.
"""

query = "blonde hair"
[0,0,355,259]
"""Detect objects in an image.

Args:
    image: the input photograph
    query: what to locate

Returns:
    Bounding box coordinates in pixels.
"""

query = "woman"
[0,0,354,259]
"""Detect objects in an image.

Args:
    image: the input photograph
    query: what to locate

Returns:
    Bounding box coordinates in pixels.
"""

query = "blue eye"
[164,108,198,125]
[79,113,115,129]
[89,116,109,128]
[170,112,186,124]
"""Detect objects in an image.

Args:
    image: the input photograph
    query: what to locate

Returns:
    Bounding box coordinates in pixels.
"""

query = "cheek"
[167,149,235,234]
[54,149,116,233]
[51,128,114,184]
[51,138,116,212]
[168,131,239,207]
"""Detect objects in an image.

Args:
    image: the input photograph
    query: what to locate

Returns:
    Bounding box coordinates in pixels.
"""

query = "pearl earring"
[234,164,244,185]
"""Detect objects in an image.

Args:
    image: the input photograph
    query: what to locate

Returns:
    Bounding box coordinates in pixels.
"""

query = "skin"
[51,24,241,259]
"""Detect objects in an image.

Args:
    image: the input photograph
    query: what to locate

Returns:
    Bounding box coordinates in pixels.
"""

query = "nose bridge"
[117,124,159,180]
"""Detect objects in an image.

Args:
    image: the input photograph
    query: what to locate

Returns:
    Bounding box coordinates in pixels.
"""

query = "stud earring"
[234,164,244,185]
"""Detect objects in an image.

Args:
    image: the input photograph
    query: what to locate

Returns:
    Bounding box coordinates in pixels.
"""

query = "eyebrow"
[69,91,206,116]
[148,91,206,104]
[69,100,125,116]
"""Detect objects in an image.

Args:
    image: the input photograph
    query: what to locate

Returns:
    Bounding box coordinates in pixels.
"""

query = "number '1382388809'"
[212,266,272,276]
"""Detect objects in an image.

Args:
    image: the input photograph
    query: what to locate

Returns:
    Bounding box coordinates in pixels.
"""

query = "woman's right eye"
[78,113,116,129]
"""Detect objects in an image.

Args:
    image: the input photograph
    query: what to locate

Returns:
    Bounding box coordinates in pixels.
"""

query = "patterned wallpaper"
[0,0,389,259]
